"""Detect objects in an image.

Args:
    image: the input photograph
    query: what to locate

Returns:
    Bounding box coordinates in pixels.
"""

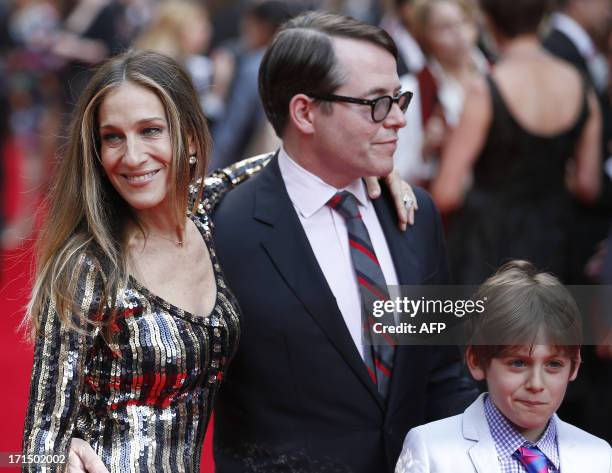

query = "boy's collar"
[484,394,560,470]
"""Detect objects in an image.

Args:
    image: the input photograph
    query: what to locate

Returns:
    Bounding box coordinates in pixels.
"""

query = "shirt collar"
[277,145,369,218]
[550,12,596,59]
[484,394,560,470]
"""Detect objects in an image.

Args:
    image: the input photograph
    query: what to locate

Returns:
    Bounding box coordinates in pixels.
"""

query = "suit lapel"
[255,157,384,409]
[464,395,502,473]
[554,29,590,76]
[556,417,580,473]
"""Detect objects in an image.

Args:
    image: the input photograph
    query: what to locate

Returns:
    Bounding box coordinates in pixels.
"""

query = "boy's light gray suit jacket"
[395,393,612,473]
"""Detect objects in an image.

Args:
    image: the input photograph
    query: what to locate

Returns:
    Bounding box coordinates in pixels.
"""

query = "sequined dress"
[21,157,271,472]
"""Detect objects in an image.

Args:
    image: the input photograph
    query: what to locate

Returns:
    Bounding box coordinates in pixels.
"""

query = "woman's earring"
[189,154,197,165]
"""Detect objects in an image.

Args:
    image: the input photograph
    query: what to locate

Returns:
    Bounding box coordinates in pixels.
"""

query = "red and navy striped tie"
[327,191,395,399]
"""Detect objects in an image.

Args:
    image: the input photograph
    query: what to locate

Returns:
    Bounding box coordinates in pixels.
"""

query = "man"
[542,0,610,93]
[212,12,477,473]
[210,1,294,169]
[380,0,426,77]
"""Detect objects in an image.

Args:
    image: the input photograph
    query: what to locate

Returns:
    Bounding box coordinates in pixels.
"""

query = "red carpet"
[0,244,35,473]
[0,139,215,471]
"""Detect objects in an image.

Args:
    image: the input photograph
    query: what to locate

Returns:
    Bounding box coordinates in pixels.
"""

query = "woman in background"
[394,0,488,185]
[432,0,601,284]
[135,0,234,124]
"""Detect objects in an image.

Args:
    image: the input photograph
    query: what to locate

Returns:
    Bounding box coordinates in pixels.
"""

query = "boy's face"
[467,345,580,442]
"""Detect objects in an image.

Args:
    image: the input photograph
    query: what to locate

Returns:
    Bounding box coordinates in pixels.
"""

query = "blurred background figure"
[380,0,426,76]
[544,0,610,94]
[431,0,601,284]
[210,1,296,169]
[393,0,489,185]
[52,0,128,113]
[0,2,10,252]
[1,0,148,249]
[1,0,63,249]
[135,0,233,124]
[543,0,612,286]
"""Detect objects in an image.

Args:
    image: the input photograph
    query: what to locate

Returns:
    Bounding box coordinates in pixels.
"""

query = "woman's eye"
[143,127,162,136]
[102,133,121,143]
[547,360,565,369]
[508,359,526,368]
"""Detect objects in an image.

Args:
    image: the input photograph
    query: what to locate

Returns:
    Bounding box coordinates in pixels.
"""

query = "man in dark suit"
[542,0,610,92]
[212,11,477,473]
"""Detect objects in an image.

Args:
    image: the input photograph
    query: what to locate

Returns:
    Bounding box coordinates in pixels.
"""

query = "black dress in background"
[447,75,589,284]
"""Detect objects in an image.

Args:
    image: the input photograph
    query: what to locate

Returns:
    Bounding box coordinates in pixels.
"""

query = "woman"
[21,49,415,472]
[134,0,233,124]
[394,0,489,185]
[431,0,601,284]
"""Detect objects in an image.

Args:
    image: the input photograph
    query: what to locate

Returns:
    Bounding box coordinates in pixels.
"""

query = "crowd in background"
[0,0,611,440]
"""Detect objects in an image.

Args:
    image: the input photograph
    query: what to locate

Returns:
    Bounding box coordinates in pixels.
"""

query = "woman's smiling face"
[98,82,174,215]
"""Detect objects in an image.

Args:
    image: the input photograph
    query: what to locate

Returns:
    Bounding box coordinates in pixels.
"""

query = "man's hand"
[66,438,109,473]
[364,170,418,231]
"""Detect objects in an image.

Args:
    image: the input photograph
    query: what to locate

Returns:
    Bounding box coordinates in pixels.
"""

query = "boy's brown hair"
[466,260,582,371]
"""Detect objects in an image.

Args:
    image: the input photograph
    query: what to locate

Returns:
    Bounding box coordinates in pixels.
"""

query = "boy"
[395,260,611,473]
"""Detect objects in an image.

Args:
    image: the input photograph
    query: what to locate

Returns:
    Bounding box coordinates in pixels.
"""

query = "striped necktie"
[327,191,395,399]
[513,445,550,473]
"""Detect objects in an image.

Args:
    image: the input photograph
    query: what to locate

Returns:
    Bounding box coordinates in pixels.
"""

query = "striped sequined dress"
[21,210,241,472]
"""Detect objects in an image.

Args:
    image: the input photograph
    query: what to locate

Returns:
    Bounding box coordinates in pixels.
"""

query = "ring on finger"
[403,194,414,210]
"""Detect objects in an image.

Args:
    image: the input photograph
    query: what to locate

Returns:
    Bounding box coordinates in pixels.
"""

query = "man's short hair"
[258,11,398,137]
[467,260,582,370]
[244,1,294,30]
[479,0,550,38]
[395,0,415,9]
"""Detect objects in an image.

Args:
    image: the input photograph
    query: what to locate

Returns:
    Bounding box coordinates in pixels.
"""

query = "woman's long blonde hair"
[26,50,211,338]
[135,1,211,60]
[411,0,477,55]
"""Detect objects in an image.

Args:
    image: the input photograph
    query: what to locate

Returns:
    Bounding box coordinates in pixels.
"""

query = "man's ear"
[288,94,316,135]
[569,350,582,381]
[465,346,486,381]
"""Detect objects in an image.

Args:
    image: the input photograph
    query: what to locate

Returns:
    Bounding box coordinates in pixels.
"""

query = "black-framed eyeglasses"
[308,90,413,123]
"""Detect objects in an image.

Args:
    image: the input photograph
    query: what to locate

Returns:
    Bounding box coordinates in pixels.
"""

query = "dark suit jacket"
[542,27,590,78]
[212,155,478,473]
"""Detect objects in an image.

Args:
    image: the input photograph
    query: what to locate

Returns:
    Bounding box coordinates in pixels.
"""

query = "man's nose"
[383,101,407,129]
